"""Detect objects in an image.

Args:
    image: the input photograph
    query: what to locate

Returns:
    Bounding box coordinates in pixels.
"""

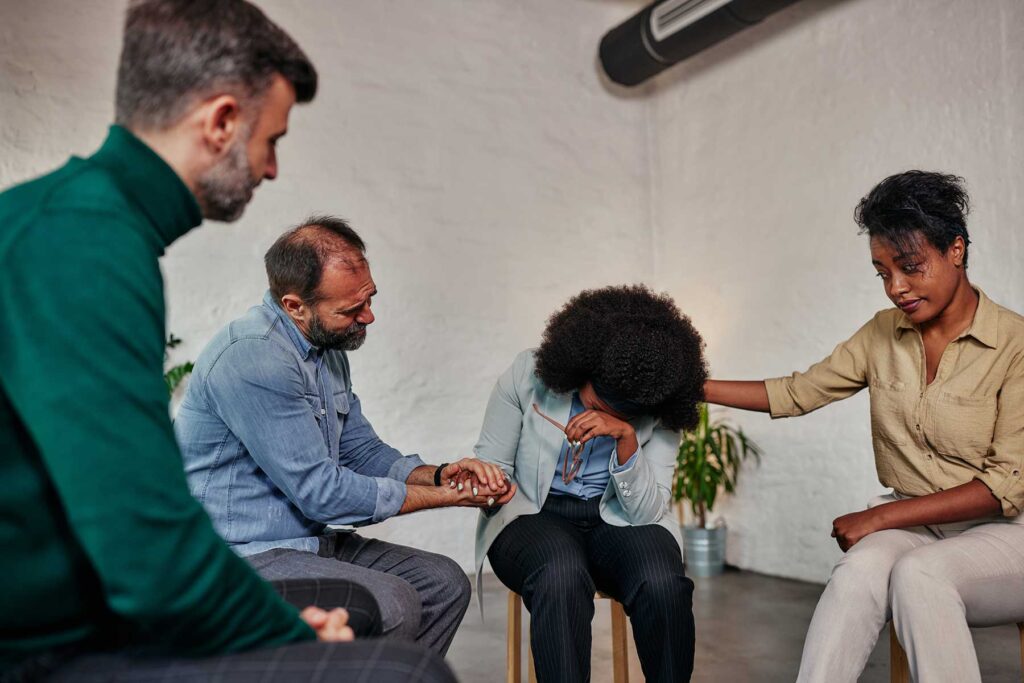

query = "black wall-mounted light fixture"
[599,0,801,87]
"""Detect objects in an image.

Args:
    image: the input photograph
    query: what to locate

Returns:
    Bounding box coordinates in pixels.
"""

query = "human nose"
[887,272,910,299]
[264,147,278,180]
[357,304,374,325]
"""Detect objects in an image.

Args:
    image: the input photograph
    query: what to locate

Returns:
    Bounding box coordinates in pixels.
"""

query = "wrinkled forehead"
[316,257,374,305]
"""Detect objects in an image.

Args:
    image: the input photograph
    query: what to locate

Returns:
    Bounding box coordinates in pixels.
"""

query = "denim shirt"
[175,291,425,556]
[548,392,639,500]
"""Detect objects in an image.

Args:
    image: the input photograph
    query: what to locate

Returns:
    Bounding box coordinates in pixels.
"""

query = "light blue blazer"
[473,349,683,597]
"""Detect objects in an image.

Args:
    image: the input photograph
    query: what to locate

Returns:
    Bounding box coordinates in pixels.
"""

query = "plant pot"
[683,525,727,577]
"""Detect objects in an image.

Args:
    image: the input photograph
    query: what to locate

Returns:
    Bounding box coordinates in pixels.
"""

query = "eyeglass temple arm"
[531,403,567,434]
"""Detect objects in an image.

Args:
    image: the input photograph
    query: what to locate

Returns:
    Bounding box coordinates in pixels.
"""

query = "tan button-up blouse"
[765,288,1024,517]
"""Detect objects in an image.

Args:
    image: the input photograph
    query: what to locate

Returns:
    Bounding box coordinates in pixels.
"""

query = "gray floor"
[447,570,1022,682]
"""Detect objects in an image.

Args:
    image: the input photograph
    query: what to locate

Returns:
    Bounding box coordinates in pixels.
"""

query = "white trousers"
[796,495,1024,683]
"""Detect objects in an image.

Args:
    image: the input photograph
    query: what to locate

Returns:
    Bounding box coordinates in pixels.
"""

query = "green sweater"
[0,126,314,670]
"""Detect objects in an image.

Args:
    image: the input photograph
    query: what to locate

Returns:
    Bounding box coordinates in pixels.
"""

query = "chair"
[507,591,630,683]
[889,621,1024,683]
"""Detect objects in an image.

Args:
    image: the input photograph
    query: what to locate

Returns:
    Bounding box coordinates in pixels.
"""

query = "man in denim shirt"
[175,216,515,655]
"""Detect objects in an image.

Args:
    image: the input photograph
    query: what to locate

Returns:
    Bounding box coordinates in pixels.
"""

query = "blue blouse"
[548,392,639,500]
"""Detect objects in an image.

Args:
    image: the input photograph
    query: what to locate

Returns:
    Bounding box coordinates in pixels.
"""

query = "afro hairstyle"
[534,284,707,431]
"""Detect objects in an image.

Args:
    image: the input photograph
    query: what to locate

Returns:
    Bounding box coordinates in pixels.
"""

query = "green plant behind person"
[674,403,762,529]
[164,333,194,395]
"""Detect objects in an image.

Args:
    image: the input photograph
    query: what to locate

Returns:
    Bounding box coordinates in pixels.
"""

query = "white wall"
[2,0,1021,583]
[648,0,1024,581]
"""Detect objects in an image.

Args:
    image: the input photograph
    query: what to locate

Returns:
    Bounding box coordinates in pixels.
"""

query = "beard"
[194,131,257,222]
[307,312,368,351]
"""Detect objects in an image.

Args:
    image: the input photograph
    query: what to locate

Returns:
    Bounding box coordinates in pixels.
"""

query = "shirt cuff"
[609,448,640,474]
[764,377,799,419]
[387,454,427,483]
[974,470,1024,518]
[371,477,408,523]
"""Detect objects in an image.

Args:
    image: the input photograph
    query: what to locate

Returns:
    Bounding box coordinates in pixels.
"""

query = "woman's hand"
[565,410,638,463]
[442,458,508,494]
[831,508,883,551]
[564,410,633,445]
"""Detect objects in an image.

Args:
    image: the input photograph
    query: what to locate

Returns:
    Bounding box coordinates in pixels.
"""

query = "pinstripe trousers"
[488,494,695,683]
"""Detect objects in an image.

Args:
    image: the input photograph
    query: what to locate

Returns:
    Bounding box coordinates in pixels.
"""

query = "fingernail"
[458,483,464,491]
[449,480,456,488]
[487,497,495,507]
[472,486,479,496]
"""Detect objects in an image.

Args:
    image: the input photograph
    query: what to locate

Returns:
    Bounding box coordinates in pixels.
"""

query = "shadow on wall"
[596,0,862,97]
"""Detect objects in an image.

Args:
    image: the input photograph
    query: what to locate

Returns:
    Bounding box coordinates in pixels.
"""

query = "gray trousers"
[797,495,1024,683]
[248,532,471,656]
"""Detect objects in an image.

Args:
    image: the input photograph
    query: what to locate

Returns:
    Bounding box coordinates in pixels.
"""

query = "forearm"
[406,464,439,486]
[616,431,639,464]
[399,484,456,514]
[703,380,770,412]
[874,480,1001,529]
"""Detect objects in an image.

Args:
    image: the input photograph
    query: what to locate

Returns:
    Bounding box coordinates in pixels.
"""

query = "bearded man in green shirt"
[0,2,453,682]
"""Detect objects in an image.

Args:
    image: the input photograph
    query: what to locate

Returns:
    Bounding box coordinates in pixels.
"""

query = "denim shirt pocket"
[335,391,350,416]
[306,392,329,443]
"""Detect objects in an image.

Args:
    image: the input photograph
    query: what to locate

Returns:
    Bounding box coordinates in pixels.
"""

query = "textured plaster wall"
[647,0,1024,581]
[1,0,1021,583]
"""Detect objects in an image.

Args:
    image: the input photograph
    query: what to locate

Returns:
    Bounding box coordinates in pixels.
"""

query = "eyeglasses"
[532,403,588,484]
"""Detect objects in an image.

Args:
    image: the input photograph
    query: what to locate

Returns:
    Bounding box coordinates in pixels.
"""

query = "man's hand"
[449,477,518,509]
[831,508,882,552]
[400,477,517,514]
[300,606,354,642]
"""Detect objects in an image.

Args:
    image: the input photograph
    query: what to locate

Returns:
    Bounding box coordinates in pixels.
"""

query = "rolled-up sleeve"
[765,317,874,418]
[975,355,1024,517]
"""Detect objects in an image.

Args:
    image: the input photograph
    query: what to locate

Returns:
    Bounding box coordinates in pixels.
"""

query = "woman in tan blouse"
[705,171,1024,683]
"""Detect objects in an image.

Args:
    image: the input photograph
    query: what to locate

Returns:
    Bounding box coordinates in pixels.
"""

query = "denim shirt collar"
[262,290,317,361]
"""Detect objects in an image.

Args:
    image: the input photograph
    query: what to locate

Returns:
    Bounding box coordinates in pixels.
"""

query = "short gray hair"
[115,0,317,130]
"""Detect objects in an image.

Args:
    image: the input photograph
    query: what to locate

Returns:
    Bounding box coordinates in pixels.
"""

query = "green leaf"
[164,361,194,395]
[673,402,763,518]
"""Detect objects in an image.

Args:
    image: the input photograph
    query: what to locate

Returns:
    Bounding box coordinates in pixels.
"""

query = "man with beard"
[0,1,455,681]
[174,216,516,657]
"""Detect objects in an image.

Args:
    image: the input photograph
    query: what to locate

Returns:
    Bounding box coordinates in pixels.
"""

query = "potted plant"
[673,403,761,576]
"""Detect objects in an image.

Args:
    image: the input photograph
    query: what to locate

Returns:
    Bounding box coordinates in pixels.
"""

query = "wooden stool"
[889,621,1024,682]
[507,591,629,683]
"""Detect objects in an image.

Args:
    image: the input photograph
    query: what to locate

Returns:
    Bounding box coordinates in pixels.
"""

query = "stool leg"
[610,600,629,683]
[890,622,910,683]
[1018,622,1024,677]
[507,592,522,683]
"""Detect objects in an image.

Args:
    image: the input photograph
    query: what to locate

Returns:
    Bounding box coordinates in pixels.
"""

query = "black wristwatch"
[434,463,449,486]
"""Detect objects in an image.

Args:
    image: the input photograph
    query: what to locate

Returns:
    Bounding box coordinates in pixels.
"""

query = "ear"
[199,94,242,155]
[948,235,966,268]
[279,293,307,323]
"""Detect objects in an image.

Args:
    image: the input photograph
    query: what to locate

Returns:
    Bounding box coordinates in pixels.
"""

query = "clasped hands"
[441,458,516,509]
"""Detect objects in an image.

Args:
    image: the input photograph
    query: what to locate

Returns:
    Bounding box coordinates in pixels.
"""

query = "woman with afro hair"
[471,284,706,683]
